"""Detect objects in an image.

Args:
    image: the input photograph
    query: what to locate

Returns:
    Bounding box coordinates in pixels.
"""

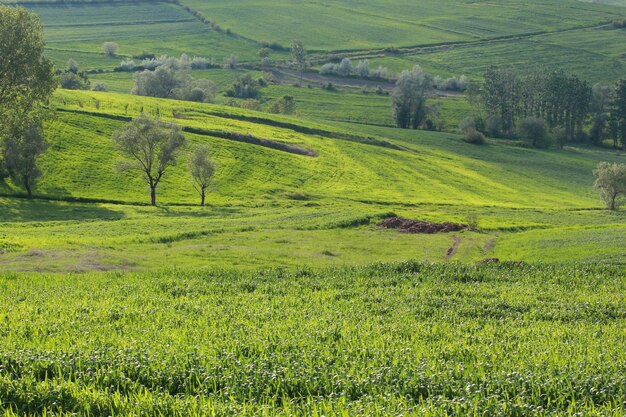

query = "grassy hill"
[0,90,624,271]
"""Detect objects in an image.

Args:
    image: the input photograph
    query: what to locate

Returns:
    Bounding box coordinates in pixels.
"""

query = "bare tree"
[113,115,186,206]
[593,162,626,211]
[189,145,216,206]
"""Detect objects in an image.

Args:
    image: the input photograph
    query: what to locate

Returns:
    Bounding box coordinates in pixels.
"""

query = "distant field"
[366,25,626,84]
[181,0,625,51]
[24,2,265,69]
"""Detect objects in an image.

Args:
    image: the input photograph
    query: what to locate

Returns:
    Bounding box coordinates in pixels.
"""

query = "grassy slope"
[0,90,624,271]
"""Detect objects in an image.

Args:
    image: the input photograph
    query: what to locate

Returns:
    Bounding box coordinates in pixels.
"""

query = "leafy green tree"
[593,162,626,211]
[269,95,296,115]
[613,79,626,150]
[2,121,47,198]
[189,145,216,206]
[518,117,549,148]
[392,66,433,129]
[226,74,260,99]
[291,40,308,81]
[0,6,56,135]
[113,115,186,206]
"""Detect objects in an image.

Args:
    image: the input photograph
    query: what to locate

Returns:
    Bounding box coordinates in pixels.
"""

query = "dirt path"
[445,236,461,261]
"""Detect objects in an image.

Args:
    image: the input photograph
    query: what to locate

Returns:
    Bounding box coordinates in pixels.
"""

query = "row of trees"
[467,67,626,149]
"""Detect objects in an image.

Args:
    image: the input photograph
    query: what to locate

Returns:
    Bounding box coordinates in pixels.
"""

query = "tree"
[102,42,118,56]
[337,58,353,76]
[355,60,369,78]
[0,6,56,135]
[392,66,433,129]
[113,115,186,206]
[291,40,308,81]
[518,117,549,148]
[459,116,485,144]
[2,121,47,198]
[226,74,260,99]
[132,57,214,103]
[269,95,296,115]
[189,145,216,206]
[613,79,626,150]
[593,162,626,211]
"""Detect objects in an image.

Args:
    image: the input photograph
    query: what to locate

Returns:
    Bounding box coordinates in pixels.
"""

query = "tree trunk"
[200,188,205,206]
[24,181,32,199]
[150,186,156,206]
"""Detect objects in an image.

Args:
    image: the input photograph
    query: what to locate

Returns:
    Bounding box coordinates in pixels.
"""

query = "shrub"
[462,128,486,145]
[59,72,90,90]
[518,117,550,148]
[224,54,238,69]
[115,59,136,72]
[485,114,503,137]
[91,82,108,92]
[226,74,260,98]
[355,60,370,77]
[102,42,118,56]
[337,58,353,76]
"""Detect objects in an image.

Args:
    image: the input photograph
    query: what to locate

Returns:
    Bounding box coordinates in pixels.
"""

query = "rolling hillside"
[0,90,624,271]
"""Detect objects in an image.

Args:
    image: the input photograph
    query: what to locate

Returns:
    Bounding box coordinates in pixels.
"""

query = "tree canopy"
[113,115,186,206]
[0,6,56,132]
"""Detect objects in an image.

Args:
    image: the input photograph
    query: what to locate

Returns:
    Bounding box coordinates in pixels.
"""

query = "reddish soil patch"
[379,217,467,234]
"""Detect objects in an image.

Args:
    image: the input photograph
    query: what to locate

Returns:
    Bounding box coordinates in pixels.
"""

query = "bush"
[462,128,486,145]
[59,71,90,90]
[485,114,502,137]
[224,54,238,69]
[226,74,259,99]
[91,82,108,92]
[191,56,216,69]
[102,42,118,56]
[115,59,136,72]
[518,117,550,148]
[355,60,369,77]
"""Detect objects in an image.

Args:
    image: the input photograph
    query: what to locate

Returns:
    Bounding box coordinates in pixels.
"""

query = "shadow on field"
[0,198,124,223]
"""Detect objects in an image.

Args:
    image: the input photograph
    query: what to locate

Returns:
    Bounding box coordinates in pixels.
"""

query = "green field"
[180,0,625,51]
[2,2,626,415]
[2,263,626,415]
[26,2,266,70]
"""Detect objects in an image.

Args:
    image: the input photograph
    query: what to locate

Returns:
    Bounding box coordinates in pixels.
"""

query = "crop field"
[25,2,264,70]
[180,0,625,51]
[366,25,626,84]
[1,263,625,415]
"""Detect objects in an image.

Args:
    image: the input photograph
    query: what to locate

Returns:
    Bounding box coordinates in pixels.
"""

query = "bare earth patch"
[379,217,467,234]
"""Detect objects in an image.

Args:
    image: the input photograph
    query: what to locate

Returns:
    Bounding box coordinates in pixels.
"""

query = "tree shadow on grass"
[0,197,125,223]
